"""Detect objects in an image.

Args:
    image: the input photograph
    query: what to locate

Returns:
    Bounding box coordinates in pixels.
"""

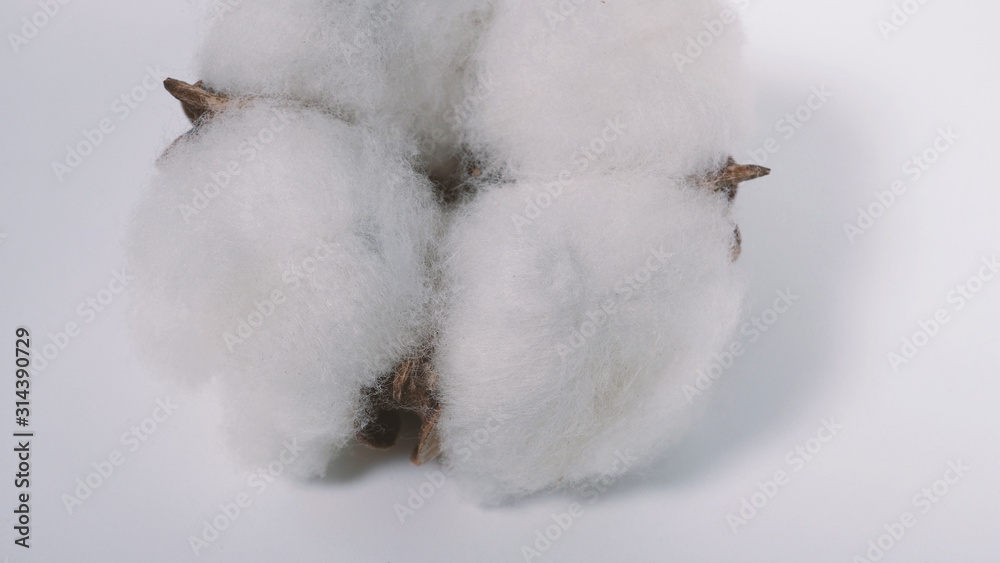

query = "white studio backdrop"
[1,0,998,562]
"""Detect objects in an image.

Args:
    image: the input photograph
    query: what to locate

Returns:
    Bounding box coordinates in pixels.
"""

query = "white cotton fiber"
[197,0,493,172]
[126,101,439,475]
[428,0,756,499]
[461,0,751,178]
[132,0,759,495]
[433,171,745,499]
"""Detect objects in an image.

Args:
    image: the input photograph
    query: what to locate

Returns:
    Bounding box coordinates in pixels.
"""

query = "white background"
[2,0,999,561]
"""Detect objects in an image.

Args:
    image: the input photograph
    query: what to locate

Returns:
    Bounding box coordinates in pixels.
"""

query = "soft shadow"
[613,65,893,494]
[317,64,891,500]
[321,411,424,483]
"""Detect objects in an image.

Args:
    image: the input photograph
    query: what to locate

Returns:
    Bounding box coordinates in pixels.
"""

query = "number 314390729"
[15,327,30,421]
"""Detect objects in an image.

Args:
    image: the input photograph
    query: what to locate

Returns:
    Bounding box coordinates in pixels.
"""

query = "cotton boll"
[463,0,751,178]
[433,170,745,499]
[198,0,493,175]
[198,0,404,117]
[399,0,496,179]
[126,101,440,475]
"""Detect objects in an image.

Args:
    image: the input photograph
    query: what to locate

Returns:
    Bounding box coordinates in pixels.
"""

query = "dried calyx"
[161,78,770,464]
[162,77,769,208]
[696,156,771,260]
[356,356,442,465]
[162,78,769,194]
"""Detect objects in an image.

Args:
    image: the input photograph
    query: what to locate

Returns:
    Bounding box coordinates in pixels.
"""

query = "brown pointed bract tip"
[723,161,771,185]
[411,410,442,466]
[163,78,232,123]
[707,156,771,201]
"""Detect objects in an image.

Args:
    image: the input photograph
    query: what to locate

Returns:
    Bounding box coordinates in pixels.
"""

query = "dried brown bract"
[163,78,234,123]
[356,356,442,465]
[695,156,770,260]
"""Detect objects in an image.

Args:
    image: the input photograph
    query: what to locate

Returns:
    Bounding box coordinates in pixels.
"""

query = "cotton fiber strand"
[126,102,439,475]
[461,0,751,178]
[198,0,493,174]
[128,0,761,497]
[421,0,754,498]
[432,172,745,500]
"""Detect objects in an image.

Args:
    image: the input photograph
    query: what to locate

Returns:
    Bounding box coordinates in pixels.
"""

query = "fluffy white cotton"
[430,0,755,499]
[126,102,439,475]
[433,171,745,499]
[462,0,751,178]
[198,0,493,172]
[132,0,757,494]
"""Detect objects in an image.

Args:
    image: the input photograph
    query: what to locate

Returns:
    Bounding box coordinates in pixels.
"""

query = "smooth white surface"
[1,1,998,561]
